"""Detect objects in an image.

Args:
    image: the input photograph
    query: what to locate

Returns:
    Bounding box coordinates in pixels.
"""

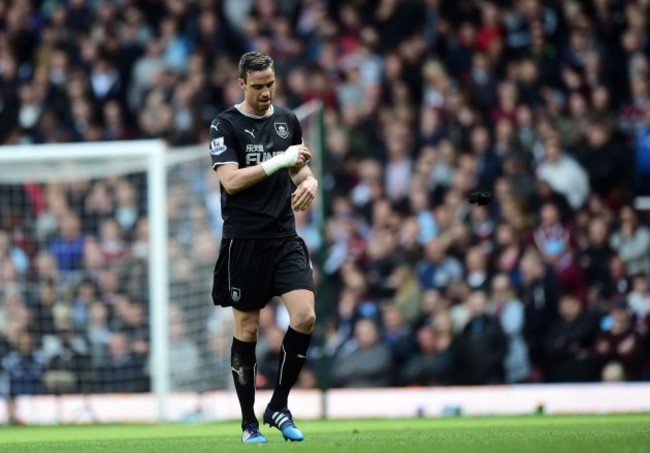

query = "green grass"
[0,415,648,453]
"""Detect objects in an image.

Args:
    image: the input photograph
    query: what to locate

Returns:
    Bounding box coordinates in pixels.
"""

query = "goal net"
[0,100,324,423]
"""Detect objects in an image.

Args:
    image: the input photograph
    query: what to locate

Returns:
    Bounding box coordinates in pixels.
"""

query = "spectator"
[168,306,200,392]
[610,206,650,276]
[593,300,645,381]
[544,294,599,383]
[86,302,110,369]
[71,279,99,331]
[536,136,590,210]
[489,274,531,383]
[452,290,508,385]
[576,120,632,205]
[579,217,616,292]
[403,313,454,386]
[97,332,146,393]
[528,202,587,303]
[628,273,650,322]
[493,222,522,277]
[204,331,232,392]
[48,213,85,277]
[634,108,650,196]
[464,246,491,292]
[1,330,46,397]
[42,321,94,394]
[330,319,392,388]
[1,330,46,424]
[416,237,463,291]
[381,304,415,386]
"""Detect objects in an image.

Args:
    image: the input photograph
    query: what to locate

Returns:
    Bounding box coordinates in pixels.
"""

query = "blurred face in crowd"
[540,203,560,227]
[592,86,610,110]
[382,305,404,334]
[17,331,35,357]
[60,214,81,240]
[354,319,379,349]
[491,274,512,304]
[467,290,488,318]
[586,123,609,149]
[519,252,544,284]
[108,333,129,359]
[611,303,631,328]
[558,295,581,322]
[543,137,562,163]
[496,223,515,247]
[587,218,608,246]
[633,273,649,294]
[465,247,486,272]
[416,326,437,355]
[620,206,638,227]
[424,238,445,263]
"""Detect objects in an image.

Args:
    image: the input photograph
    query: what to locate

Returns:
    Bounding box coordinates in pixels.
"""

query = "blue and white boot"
[263,407,304,442]
[241,423,268,444]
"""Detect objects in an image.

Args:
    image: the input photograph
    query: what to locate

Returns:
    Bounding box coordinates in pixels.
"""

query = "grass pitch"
[0,414,648,453]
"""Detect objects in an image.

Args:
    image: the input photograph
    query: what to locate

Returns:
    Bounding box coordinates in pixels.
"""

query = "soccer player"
[208,51,317,443]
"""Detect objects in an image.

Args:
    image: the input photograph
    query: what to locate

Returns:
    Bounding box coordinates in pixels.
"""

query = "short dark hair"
[238,51,274,81]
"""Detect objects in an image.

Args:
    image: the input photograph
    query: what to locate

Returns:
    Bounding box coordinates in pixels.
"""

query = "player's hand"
[294,145,312,168]
[291,175,318,211]
[284,145,311,168]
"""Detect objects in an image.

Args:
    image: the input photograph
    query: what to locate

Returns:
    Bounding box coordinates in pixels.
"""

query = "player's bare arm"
[216,145,311,194]
[289,161,318,212]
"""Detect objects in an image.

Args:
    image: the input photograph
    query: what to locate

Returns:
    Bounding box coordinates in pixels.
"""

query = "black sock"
[268,327,312,411]
[231,337,257,428]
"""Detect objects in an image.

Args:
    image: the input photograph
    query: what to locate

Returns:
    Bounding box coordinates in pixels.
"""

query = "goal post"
[0,140,170,422]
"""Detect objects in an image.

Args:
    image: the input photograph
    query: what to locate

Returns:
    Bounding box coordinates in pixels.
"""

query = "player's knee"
[235,321,259,342]
[292,309,316,334]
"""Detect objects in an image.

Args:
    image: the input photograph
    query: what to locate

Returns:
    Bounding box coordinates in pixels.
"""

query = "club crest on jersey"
[274,122,289,139]
[231,287,241,302]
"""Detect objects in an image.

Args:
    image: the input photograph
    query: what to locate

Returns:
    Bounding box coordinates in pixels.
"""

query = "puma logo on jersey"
[244,129,255,138]
[211,123,220,131]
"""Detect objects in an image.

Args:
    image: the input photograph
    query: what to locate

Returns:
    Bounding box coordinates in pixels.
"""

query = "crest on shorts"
[231,287,241,303]
[274,122,289,139]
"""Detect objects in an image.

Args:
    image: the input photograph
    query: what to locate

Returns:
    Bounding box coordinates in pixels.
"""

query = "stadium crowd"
[1,0,650,402]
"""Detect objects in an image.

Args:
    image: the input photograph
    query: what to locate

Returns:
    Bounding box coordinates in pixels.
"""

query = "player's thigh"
[273,236,316,329]
[212,238,274,311]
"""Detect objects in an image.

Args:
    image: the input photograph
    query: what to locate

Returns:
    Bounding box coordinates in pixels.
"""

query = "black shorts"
[212,235,314,311]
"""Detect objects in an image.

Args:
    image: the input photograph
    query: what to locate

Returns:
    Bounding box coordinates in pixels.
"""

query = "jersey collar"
[234,103,274,119]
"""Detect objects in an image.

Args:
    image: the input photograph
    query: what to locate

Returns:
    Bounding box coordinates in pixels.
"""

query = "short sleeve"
[291,114,303,146]
[209,119,239,169]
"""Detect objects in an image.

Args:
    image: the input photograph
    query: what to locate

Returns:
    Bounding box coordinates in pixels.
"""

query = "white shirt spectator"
[536,141,590,209]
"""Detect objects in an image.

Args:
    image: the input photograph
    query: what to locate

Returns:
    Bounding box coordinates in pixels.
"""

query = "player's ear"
[238,78,246,90]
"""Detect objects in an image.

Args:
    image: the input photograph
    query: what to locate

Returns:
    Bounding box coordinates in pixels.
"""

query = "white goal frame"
[0,140,171,421]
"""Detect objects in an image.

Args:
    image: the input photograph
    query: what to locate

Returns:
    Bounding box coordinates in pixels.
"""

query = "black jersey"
[209,104,303,239]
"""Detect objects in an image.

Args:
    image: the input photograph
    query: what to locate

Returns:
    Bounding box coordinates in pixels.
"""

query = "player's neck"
[235,102,274,119]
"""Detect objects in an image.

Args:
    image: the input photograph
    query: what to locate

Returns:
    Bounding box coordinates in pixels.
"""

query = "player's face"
[240,67,275,115]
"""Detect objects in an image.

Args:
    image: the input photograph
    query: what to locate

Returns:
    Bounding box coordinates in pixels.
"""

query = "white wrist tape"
[261,145,300,175]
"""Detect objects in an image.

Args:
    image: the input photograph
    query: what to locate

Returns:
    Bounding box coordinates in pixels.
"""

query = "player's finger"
[292,193,312,210]
[299,149,312,159]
